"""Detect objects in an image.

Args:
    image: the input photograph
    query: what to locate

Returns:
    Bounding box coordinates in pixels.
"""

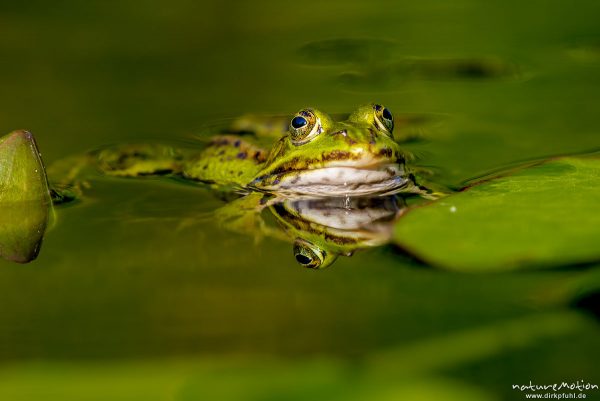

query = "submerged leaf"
[394,155,600,271]
[0,130,52,263]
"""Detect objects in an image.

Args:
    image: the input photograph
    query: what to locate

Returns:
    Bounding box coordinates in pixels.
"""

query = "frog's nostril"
[378,147,393,158]
[332,130,348,137]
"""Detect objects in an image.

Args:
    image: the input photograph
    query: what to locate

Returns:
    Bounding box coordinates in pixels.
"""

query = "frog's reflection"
[267,196,405,269]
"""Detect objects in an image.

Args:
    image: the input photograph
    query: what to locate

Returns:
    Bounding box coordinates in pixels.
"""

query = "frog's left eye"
[373,104,394,135]
[289,109,322,145]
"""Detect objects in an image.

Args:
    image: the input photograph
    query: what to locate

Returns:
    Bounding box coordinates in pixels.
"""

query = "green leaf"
[394,155,600,271]
[0,131,52,263]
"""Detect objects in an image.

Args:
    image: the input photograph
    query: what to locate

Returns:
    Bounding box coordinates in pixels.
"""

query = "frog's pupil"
[382,108,393,121]
[291,116,308,129]
[295,254,312,265]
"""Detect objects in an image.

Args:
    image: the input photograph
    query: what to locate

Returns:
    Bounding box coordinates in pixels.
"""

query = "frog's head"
[248,104,410,197]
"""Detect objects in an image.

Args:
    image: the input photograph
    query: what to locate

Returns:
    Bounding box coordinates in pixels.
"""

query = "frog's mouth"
[249,162,413,197]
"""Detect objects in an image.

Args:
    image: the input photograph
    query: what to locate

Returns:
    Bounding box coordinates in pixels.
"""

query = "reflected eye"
[289,109,321,145]
[293,239,324,269]
[373,104,394,135]
[295,253,313,265]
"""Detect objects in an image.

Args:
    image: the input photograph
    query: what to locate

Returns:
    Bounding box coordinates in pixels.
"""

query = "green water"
[0,1,599,400]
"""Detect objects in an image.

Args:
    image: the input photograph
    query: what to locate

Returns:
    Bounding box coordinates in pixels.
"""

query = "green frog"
[2,103,436,266]
[49,103,429,200]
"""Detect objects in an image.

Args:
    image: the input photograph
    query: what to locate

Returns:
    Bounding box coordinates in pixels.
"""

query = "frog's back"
[182,135,267,188]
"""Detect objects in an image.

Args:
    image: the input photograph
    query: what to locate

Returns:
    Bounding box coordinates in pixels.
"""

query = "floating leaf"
[394,155,600,271]
[0,130,52,263]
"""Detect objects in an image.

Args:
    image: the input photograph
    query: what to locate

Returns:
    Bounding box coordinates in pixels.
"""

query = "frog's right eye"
[373,104,394,135]
[289,109,321,145]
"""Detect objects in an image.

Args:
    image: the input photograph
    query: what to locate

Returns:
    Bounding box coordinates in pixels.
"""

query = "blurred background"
[0,1,599,400]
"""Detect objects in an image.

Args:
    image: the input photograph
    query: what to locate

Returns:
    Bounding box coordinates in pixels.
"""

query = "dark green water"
[0,1,599,400]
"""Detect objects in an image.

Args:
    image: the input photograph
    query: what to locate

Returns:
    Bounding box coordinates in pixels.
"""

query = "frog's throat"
[249,163,411,197]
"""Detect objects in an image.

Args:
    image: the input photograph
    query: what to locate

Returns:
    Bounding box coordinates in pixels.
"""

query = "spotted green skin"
[181,135,267,189]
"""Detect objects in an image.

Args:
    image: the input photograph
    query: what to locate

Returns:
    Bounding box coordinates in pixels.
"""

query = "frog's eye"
[373,104,394,135]
[291,116,307,129]
[289,109,322,145]
[293,239,337,269]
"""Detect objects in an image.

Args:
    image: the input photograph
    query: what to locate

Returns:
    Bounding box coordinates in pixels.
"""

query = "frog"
[49,103,430,201]
[3,103,438,266]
